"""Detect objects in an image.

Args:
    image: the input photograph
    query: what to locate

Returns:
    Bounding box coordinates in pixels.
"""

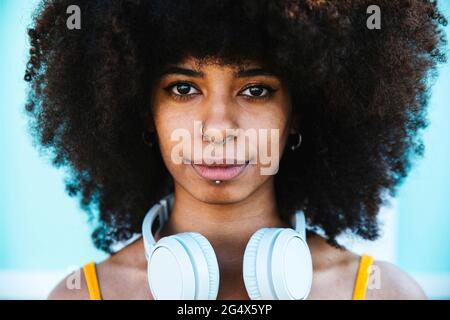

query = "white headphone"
[142,193,313,300]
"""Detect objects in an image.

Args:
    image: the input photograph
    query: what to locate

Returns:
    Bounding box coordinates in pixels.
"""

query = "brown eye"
[247,87,265,97]
[171,83,199,95]
[240,85,276,101]
[163,82,201,101]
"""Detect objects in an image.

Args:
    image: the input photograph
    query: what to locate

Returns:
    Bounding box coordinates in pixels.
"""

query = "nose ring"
[201,123,236,145]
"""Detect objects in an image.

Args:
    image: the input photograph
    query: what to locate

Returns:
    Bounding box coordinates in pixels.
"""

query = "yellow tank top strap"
[83,262,102,300]
[352,254,374,300]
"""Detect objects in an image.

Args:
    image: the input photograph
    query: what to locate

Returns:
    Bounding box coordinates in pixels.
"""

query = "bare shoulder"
[48,238,150,300]
[47,267,90,300]
[366,260,427,300]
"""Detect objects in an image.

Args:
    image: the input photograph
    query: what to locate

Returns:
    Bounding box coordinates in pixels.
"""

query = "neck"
[154,178,291,299]
[157,179,290,247]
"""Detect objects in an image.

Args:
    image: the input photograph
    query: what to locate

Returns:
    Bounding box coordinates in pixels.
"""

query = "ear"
[289,111,301,134]
[144,113,156,132]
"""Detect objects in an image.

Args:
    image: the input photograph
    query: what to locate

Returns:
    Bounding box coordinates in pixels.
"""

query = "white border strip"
[0,270,68,300]
[0,270,449,299]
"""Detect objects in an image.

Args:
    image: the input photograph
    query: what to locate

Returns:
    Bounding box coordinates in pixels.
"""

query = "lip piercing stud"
[215,180,222,184]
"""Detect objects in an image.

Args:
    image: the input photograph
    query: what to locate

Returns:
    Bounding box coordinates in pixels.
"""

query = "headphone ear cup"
[243,228,270,300]
[147,232,219,300]
[184,232,220,299]
[243,228,313,300]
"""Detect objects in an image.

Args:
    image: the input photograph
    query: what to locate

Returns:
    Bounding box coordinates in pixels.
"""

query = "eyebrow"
[158,66,278,78]
[159,67,205,78]
[235,68,277,78]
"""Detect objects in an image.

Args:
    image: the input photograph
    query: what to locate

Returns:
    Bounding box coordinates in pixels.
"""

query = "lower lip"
[191,162,249,181]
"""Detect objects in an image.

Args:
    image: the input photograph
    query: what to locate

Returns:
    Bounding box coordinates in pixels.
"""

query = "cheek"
[157,125,186,169]
[152,108,184,165]
[153,112,202,179]
[248,92,292,131]
[243,108,291,150]
[267,100,292,148]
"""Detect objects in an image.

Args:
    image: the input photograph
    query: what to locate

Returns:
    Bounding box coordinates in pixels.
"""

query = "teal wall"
[0,0,107,270]
[0,0,449,281]
[396,1,450,273]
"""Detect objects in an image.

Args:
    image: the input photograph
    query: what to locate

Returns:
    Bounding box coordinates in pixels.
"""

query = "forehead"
[174,56,264,71]
[158,55,280,79]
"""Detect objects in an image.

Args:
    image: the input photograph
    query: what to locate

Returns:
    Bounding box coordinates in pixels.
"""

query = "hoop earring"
[142,130,154,148]
[290,132,302,151]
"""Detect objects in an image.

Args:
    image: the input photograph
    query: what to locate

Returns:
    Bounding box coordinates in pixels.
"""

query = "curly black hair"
[24,0,448,253]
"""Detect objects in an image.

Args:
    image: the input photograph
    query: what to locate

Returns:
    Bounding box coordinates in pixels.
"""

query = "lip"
[191,161,249,181]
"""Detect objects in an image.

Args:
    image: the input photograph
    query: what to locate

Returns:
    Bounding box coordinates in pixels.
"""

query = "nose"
[199,95,240,144]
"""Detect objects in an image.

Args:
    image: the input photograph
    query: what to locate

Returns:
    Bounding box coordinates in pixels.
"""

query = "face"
[149,56,295,204]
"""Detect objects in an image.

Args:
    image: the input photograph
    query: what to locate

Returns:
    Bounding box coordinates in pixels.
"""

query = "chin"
[193,187,254,205]
[175,175,249,202]
[172,163,269,204]
[178,179,260,206]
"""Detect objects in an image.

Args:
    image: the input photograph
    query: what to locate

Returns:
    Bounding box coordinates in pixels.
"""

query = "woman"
[24,0,447,299]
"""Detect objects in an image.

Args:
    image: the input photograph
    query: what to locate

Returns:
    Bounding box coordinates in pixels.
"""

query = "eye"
[240,85,276,101]
[163,82,200,101]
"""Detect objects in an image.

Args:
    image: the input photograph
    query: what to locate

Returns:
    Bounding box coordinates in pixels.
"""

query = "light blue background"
[1,0,449,298]
[0,0,107,271]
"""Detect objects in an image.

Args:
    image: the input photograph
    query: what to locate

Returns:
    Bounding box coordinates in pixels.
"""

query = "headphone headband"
[142,193,306,257]
[142,193,174,257]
